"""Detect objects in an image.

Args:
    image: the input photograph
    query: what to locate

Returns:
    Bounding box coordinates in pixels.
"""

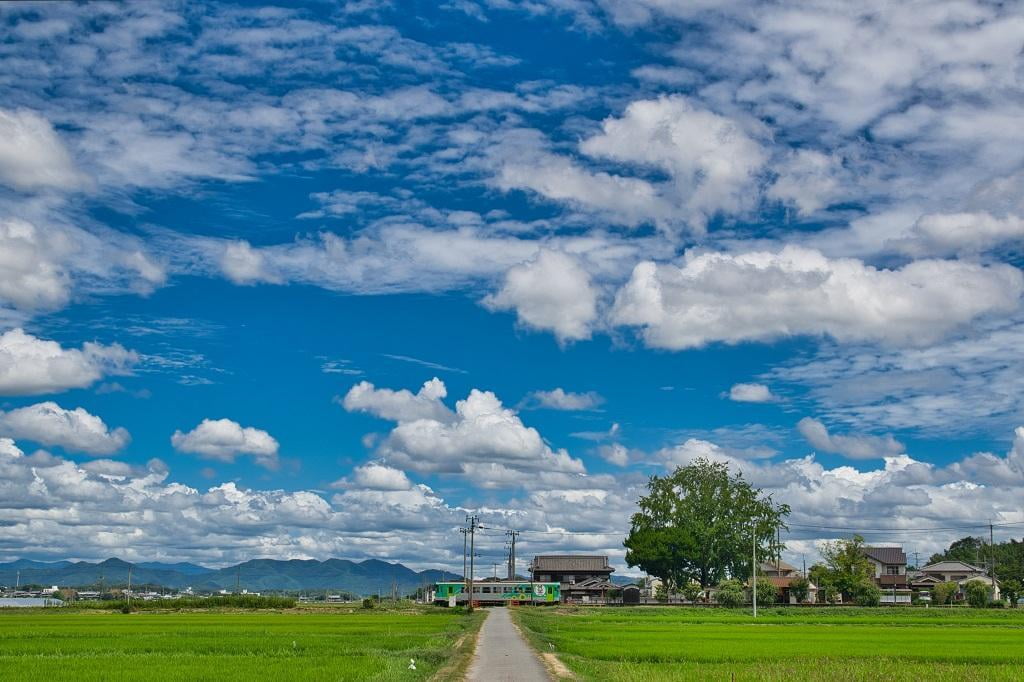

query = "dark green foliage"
[964,580,990,608]
[852,580,881,607]
[755,576,778,606]
[818,535,875,602]
[361,598,374,609]
[789,577,810,603]
[624,458,790,588]
[714,579,744,607]
[932,582,958,606]
[1001,579,1021,607]
[680,582,703,603]
[70,594,296,610]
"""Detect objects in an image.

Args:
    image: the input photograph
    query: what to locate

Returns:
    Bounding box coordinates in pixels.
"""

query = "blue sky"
[1,1,1023,573]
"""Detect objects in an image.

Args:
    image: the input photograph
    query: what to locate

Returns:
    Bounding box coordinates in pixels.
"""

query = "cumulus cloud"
[797,417,905,460]
[0,218,164,315]
[491,97,765,233]
[219,240,279,285]
[524,388,605,411]
[0,402,130,455]
[611,246,1023,349]
[340,378,453,423]
[171,418,280,469]
[579,95,766,231]
[727,383,778,403]
[0,108,83,191]
[346,380,587,484]
[0,328,137,396]
[351,462,414,491]
[889,212,1024,257]
[484,250,598,343]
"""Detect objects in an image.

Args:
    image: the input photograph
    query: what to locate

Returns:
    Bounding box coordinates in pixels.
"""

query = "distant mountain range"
[0,558,461,596]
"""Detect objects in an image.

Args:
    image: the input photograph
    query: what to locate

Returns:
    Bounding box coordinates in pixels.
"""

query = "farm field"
[513,606,1024,681]
[0,605,482,681]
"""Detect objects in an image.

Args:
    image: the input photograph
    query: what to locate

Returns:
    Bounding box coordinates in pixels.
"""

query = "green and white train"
[433,581,560,606]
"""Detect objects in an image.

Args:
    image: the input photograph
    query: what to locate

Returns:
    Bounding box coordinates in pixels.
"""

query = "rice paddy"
[0,604,482,681]
[512,606,1024,681]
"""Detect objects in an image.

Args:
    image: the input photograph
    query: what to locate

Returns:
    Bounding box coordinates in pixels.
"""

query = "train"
[433,580,560,606]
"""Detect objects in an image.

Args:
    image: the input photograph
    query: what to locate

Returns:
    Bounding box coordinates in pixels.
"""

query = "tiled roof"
[760,560,797,572]
[530,555,613,572]
[920,560,985,573]
[863,546,906,565]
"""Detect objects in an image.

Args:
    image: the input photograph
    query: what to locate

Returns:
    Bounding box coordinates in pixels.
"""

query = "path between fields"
[465,607,552,682]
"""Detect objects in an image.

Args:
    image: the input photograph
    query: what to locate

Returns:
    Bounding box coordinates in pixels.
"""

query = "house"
[758,561,817,604]
[530,555,615,603]
[862,546,912,604]
[910,561,1000,601]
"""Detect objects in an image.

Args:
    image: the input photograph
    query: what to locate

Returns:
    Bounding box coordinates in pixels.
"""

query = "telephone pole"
[990,522,996,593]
[506,530,520,579]
[127,566,132,608]
[752,519,758,619]
[466,515,479,611]
[459,527,469,582]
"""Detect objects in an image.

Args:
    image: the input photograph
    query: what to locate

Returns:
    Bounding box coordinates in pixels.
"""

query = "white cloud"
[484,249,599,343]
[598,442,630,467]
[727,382,778,403]
[171,418,279,469]
[219,241,279,285]
[889,212,1024,257]
[767,149,844,216]
[0,217,165,315]
[797,417,905,460]
[610,246,1023,349]
[350,462,414,491]
[525,388,604,411]
[0,108,82,191]
[0,328,137,396]
[579,95,767,232]
[351,380,586,483]
[0,402,130,455]
[340,378,453,423]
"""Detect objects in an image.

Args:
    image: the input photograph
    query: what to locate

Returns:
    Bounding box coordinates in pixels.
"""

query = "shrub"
[852,580,881,606]
[964,580,990,608]
[755,577,778,607]
[654,583,668,603]
[681,582,703,603]
[361,598,374,609]
[789,577,811,603]
[714,579,745,608]
[931,581,958,606]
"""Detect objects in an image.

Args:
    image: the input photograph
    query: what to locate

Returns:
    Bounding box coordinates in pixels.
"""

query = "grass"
[0,604,483,681]
[512,606,1024,681]
[66,595,297,610]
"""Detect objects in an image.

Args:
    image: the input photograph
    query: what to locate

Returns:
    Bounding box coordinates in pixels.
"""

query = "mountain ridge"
[0,558,461,595]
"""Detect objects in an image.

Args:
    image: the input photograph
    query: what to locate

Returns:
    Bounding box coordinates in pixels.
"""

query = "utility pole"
[492,563,499,579]
[235,566,240,594]
[913,551,920,571]
[506,530,520,579]
[990,522,996,595]
[127,566,132,609]
[752,519,758,619]
[459,527,469,582]
[466,514,479,611]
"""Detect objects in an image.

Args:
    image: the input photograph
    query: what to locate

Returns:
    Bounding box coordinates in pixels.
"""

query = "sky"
[1,0,1023,575]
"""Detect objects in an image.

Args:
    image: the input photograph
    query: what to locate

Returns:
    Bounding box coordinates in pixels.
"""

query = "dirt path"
[465,607,552,682]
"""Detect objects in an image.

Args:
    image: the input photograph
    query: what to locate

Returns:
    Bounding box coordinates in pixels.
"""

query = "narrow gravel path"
[465,607,551,682]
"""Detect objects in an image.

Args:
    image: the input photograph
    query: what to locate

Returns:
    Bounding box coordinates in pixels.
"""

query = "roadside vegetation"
[513,606,1024,681]
[0,605,483,681]
[65,594,296,611]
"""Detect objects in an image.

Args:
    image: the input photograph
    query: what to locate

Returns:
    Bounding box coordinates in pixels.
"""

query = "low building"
[910,561,1000,601]
[530,555,615,603]
[860,546,912,604]
[758,561,817,604]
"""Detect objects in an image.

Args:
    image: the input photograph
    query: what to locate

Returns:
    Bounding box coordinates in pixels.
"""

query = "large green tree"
[623,458,790,588]
[819,535,875,601]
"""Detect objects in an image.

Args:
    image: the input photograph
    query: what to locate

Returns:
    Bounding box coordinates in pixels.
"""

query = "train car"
[433,581,560,606]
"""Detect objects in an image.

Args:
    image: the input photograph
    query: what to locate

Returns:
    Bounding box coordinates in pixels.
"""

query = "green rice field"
[513,606,1024,681]
[0,605,482,681]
